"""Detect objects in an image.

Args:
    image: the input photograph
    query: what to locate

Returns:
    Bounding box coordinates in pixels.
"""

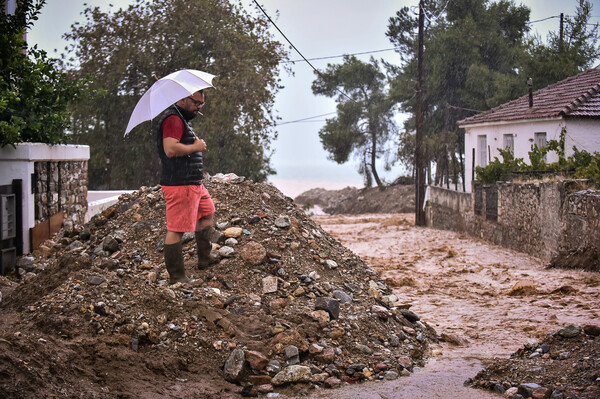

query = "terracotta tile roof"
[458,67,600,126]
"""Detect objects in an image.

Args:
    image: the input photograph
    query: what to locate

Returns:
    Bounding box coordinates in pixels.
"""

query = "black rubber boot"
[164,241,190,284]
[195,227,213,270]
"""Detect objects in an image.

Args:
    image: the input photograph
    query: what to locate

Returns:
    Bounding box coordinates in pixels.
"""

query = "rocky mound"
[0,175,436,398]
[294,184,415,215]
[467,325,600,399]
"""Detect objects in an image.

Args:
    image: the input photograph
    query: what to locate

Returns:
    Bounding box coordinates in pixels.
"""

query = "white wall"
[564,119,600,155]
[0,143,89,253]
[463,118,599,192]
[85,190,135,223]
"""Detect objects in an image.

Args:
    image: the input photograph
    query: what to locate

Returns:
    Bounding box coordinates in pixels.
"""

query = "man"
[156,90,215,284]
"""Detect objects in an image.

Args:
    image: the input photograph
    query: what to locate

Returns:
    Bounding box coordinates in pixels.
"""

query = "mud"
[306,213,600,398]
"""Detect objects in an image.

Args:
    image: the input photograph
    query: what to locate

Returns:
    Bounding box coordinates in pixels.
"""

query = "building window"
[503,134,514,154]
[534,132,547,161]
[477,135,488,167]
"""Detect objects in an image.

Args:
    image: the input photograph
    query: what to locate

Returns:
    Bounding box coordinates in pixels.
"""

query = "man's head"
[176,90,205,118]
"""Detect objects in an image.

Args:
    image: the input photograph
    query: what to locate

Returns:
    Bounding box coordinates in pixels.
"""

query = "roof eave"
[459,116,565,130]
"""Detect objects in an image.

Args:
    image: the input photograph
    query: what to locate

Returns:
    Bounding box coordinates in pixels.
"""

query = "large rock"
[284,345,300,365]
[557,325,581,338]
[223,348,246,382]
[332,290,352,304]
[315,297,340,319]
[271,365,312,385]
[399,309,420,323]
[102,235,120,253]
[240,241,266,265]
[245,350,269,371]
[224,227,243,238]
[518,383,542,397]
[583,324,600,336]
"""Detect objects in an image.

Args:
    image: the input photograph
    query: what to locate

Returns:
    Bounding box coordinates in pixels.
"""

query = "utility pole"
[559,13,564,53]
[415,0,426,226]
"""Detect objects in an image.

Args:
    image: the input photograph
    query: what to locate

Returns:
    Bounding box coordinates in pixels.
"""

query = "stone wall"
[562,189,600,255]
[34,161,88,224]
[426,186,472,232]
[428,180,595,261]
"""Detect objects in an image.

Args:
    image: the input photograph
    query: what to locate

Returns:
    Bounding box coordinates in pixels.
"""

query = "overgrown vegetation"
[0,0,84,147]
[476,128,600,187]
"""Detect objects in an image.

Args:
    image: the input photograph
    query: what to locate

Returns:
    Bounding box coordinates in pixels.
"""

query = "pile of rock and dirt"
[294,184,414,215]
[467,325,600,399]
[0,175,436,398]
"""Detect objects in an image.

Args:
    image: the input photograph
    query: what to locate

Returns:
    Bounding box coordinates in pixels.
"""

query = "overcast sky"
[28,0,595,196]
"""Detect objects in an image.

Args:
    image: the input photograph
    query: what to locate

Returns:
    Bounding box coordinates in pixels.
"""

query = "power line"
[528,15,560,24]
[528,15,600,25]
[283,48,399,64]
[252,0,356,103]
[276,112,336,126]
[276,120,327,126]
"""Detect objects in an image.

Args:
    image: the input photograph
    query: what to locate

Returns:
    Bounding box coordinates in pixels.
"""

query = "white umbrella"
[124,69,216,135]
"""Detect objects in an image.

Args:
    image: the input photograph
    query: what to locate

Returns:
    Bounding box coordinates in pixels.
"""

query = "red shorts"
[161,185,215,232]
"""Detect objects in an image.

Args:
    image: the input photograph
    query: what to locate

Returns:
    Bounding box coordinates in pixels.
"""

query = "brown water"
[303,213,600,399]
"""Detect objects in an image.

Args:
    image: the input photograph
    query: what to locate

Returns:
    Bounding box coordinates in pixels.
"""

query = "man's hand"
[195,138,207,152]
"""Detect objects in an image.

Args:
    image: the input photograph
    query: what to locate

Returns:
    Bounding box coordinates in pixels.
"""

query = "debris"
[0,177,435,398]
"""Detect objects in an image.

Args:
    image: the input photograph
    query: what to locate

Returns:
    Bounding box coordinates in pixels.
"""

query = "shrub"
[475,128,599,187]
[0,0,84,147]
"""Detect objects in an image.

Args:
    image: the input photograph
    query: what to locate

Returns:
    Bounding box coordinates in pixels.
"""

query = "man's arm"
[163,137,207,158]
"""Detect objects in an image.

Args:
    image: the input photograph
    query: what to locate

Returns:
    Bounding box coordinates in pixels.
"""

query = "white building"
[458,67,600,192]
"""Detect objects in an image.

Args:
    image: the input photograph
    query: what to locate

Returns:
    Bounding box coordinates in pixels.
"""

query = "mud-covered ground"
[1,181,598,399]
[0,179,436,399]
[309,213,600,399]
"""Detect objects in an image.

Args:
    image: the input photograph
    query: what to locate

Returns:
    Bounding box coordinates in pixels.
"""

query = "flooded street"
[306,213,600,398]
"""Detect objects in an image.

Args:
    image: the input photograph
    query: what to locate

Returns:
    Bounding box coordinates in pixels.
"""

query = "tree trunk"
[444,103,450,189]
[414,0,426,226]
[370,132,383,188]
[459,131,466,192]
[452,142,458,191]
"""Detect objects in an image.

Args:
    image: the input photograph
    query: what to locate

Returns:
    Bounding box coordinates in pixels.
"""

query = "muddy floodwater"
[305,213,600,399]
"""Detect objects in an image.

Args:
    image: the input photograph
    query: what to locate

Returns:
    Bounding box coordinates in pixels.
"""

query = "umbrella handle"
[152,74,159,81]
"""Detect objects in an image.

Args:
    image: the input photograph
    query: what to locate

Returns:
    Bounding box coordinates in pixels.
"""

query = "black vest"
[156,106,203,186]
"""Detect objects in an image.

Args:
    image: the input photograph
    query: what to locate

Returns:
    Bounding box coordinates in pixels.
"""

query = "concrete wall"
[425,186,472,232]
[85,190,136,223]
[428,180,594,261]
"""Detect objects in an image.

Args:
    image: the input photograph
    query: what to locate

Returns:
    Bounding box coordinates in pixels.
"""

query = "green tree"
[0,0,83,147]
[522,0,599,90]
[387,0,531,189]
[312,56,397,188]
[63,0,288,189]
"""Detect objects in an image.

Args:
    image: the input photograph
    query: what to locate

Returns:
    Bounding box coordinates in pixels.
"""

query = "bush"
[0,0,84,147]
[475,128,600,187]
[475,148,526,184]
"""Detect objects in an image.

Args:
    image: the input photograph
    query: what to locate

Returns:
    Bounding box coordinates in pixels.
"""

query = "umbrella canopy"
[124,69,216,135]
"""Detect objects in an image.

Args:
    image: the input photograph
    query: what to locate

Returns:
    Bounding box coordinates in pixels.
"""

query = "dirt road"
[307,213,600,399]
